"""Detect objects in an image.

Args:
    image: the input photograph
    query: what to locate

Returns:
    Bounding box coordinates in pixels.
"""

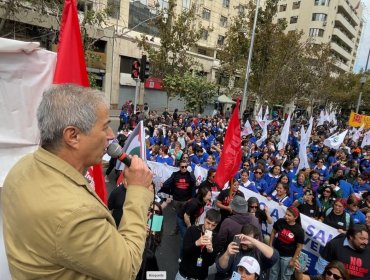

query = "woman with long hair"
[216,178,245,223]
[269,206,305,280]
[294,260,350,280]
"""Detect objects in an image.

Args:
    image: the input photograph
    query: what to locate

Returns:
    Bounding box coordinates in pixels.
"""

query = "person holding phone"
[268,206,305,280]
[216,224,278,280]
[176,209,221,280]
[294,260,350,280]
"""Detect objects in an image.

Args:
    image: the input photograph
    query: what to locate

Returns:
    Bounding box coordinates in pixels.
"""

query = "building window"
[201,29,209,40]
[292,1,301,9]
[107,0,120,19]
[309,28,324,37]
[312,13,327,21]
[217,35,225,45]
[279,4,287,12]
[202,8,211,20]
[237,5,245,15]
[290,16,298,24]
[182,0,191,10]
[198,48,207,56]
[223,0,230,8]
[220,16,228,27]
[314,0,330,6]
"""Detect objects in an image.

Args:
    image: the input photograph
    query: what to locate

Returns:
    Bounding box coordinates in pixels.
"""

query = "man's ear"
[62,126,81,148]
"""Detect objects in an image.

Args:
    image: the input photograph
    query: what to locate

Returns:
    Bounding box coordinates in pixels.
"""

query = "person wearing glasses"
[247,197,273,225]
[294,260,350,280]
[314,158,329,181]
[346,196,366,224]
[316,224,370,280]
[160,160,196,235]
[251,167,268,196]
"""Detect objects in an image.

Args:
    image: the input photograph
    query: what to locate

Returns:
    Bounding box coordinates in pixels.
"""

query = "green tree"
[136,0,203,106]
[164,72,217,114]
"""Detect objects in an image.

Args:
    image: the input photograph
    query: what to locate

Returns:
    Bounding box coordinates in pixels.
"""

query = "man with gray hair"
[1,84,153,280]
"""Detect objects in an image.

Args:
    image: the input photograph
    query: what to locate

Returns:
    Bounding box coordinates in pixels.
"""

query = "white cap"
[237,256,260,276]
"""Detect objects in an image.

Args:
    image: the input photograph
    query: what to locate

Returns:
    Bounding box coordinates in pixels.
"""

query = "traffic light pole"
[134,79,140,114]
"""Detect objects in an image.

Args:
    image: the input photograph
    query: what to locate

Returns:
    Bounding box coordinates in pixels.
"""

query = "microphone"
[107,142,131,167]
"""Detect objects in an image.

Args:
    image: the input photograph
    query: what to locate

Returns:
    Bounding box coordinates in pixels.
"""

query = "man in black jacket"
[176,209,221,280]
[160,160,196,235]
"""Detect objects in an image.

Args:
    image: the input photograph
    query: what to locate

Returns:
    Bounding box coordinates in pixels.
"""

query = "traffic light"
[139,55,150,82]
[131,59,140,79]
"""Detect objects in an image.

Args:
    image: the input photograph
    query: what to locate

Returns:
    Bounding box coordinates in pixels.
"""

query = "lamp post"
[240,0,260,118]
[356,76,367,113]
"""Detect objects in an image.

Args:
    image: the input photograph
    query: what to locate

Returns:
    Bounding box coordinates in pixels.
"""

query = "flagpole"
[355,48,369,113]
[240,0,260,118]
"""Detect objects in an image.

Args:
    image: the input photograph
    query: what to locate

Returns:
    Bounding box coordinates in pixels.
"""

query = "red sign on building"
[145,77,163,90]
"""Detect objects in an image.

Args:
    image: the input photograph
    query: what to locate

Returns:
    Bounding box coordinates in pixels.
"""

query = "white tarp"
[0,38,57,280]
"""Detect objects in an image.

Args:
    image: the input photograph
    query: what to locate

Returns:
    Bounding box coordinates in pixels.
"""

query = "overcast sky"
[354,0,370,72]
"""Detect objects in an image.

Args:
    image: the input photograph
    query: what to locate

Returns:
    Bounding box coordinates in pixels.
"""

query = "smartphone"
[231,271,241,280]
[298,252,308,272]
[204,230,212,239]
[233,235,241,247]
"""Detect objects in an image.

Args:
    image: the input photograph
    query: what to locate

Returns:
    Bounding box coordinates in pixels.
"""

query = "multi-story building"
[275,0,363,73]
[0,0,364,111]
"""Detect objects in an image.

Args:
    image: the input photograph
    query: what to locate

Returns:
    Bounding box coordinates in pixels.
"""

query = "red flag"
[214,100,242,189]
[53,0,107,204]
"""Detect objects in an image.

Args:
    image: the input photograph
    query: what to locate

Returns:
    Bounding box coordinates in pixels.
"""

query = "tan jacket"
[1,147,152,280]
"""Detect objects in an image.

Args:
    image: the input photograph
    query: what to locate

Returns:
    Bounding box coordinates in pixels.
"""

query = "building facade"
[275,0,363,73]
[0,0,364,111]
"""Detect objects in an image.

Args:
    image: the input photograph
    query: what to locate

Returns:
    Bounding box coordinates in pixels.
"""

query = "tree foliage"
[136,0,206,105]
[217,0,334,108]
[164,72,217,113]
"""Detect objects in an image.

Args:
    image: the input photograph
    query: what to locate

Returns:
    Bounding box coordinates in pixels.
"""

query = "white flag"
[277,114,291,150]
[352,124,364,142]
[264,105,269,121]
[257,106,264,128]
[305,117,313,144]
[256,120,271,147]
[361,130,370,148]
[297,125,309,173]
[241,120,253,136]
[323,130,348,150]
[317,110,325,126]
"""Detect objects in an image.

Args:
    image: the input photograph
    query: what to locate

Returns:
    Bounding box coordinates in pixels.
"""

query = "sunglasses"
[323,189,331,193]
[249,205,258,209]
[325,270,342,280]
[180,166,188,169]
[254,171,262,174]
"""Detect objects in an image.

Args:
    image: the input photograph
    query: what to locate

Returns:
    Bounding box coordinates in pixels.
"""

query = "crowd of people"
[108,102,370,280]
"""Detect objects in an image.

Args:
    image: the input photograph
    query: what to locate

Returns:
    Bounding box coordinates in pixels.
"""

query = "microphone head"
[107,143,123,158]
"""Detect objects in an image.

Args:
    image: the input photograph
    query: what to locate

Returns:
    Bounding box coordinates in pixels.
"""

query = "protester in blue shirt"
[346,196,366,224]
[314,158,330,181]
[263,165,282,196]
[353,175,370,194]
[251,167,269,196]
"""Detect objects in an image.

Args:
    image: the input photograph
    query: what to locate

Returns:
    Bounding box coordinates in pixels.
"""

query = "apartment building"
[275,0,364,73]
[0,0,363,110]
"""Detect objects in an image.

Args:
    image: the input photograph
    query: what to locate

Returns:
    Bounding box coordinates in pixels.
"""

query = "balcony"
[333,59,350,72]
[338,0,361,26]
[335,14,356,37]
[330,42,352,61]
[332,28,354,49]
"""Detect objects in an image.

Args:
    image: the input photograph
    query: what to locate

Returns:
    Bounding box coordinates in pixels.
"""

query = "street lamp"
[356,76,367,113]
[240,0,260,118]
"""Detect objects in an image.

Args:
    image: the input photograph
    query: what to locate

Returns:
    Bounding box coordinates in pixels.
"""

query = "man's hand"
[124,155,153,190]
[226,241,240,256]
[195,235,212,247]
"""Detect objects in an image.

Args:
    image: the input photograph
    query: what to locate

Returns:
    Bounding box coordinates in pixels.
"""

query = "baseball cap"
[237,256,260,275]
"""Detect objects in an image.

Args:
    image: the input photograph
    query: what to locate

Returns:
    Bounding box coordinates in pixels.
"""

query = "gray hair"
[37,84,108,150]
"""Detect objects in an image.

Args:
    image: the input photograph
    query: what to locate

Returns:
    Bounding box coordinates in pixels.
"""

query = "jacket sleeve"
[160,173,175,194]
[55,186,153,280]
